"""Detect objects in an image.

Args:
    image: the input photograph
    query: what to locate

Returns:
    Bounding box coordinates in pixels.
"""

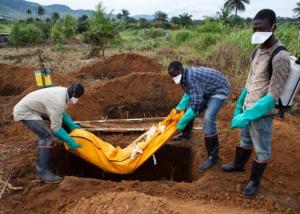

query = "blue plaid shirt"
[181,67,231,113]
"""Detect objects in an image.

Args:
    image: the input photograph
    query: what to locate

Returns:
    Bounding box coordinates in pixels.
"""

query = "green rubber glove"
[176,93,191,111]
[62,112,80,131]
[53,128,81,150]
[233,87,248,117]
[231,94,275,128]
[177,107,198,131]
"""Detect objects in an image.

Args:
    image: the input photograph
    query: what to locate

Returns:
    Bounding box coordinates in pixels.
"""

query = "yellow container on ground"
[34,69,52,88]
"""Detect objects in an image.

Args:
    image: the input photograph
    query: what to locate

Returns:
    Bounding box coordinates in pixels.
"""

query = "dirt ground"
[0,53,299,214]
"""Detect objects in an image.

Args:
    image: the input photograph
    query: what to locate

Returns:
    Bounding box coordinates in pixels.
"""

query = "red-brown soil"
[0,53,299,214]
[77,53,163,80]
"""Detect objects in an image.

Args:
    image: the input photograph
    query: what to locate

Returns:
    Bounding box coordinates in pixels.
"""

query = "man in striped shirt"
[168,61,231,172]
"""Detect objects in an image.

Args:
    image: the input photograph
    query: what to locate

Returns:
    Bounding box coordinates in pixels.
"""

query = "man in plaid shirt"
[168,61,231,172]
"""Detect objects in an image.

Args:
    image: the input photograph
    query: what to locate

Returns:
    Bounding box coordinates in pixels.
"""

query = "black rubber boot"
[36,147,62,184]
[242,160,267,198]
[172,120,194,141]
[198,134,219,172]
[221,145,252,172]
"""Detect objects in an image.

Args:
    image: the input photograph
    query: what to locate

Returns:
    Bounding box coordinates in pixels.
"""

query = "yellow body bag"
[65,109,184,174]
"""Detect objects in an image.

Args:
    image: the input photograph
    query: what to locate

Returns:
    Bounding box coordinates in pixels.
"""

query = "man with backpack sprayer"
[221,9,292,198]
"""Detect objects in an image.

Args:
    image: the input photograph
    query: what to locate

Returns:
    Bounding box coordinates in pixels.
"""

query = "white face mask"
[173,74,182,85]
[70,97,79,104]
[251,32,273,44]
[251,24,275,44]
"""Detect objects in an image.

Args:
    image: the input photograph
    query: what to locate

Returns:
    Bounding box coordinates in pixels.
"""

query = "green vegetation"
[293,2,300,18]
[60,15,77,39]
[9,22,43,48]
[86,3,121,57]
[224,0,250,16]
[1,1,299,88]
[0,22,12,33]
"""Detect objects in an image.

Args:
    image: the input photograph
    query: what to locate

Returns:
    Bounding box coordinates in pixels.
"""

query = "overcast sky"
[28,0,299,19]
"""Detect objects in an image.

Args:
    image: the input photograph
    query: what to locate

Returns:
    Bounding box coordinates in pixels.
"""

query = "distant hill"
[0,0,93,20]
[0,0,157,21]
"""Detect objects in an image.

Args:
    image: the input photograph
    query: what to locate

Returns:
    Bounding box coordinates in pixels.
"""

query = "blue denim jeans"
[22,120,53,147]
[202,97,226,136]
[183,97,226,136]
[240,116,273,161]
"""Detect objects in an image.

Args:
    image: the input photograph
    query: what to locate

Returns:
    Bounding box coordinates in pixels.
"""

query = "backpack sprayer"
[276,55,300,117]
[34,49,52,88]
[253,46,300,118]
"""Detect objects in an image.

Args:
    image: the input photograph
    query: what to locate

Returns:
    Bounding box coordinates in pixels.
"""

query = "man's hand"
[233,87,248,117]
[177,108,198,131]
[67,140,81,150]
[176,93,191,111]
[231,113,250,128]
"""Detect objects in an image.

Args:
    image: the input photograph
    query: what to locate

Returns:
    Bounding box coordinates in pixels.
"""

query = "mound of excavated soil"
[1,54,182,142]
[0,63,75,122]
[68,191,181,214]
[67,191,264,214]
[0,63,37,97]
[77,53,163,81]
[67,72,182,120]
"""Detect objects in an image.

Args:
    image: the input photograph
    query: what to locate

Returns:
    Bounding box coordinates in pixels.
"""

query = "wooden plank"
[76,117,202,133]
[77,117,201,127]
[76,117,165,125]
[85,126,203,133]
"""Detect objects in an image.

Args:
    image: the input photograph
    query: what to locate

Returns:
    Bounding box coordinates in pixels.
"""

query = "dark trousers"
[22,120,53,147]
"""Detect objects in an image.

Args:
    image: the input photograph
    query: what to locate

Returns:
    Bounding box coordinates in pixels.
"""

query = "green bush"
[195,20,225,34]
[86,3,121,57]
[175,30,192,44]
[34,22,51,39]
[9,22,43,47]
[276,25,300,55]
[143,28,164,39]
[226,29,253,57]
[25,24,44,43]
[61,14,77,39]
[168,30,192,46]
[50,23,64,45]
[50,15,77,45]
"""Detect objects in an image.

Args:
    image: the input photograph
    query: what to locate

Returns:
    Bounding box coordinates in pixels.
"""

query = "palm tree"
[171,16,180,25]
[51,12,60,22]
[36,6,45,19]
[117,9,129,20]
[26,9,32,18]
[121,9,130,19]
[117,9,130,27]
[224,0,250,16]
[217,6,231,21]
[178,13,193,28]
[154,11,168,28]
[293,2,300,18]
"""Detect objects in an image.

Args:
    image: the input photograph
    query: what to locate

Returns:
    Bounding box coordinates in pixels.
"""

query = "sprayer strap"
[251,46,288,78]
[268,46,288,77]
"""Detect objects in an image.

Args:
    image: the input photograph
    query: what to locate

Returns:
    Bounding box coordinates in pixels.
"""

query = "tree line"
[6,1,300,58]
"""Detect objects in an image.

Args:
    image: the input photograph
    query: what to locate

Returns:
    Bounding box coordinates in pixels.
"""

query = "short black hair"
[254,9,276,25]
[168,61,183,73]
[68,83,84,98]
